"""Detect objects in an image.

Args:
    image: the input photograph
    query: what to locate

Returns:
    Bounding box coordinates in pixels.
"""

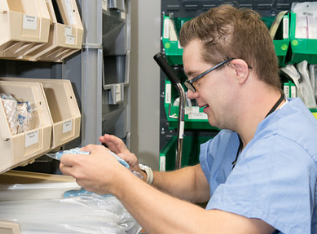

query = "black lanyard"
[232,93,285,169]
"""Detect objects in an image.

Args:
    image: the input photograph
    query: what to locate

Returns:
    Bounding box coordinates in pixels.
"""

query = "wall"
[130,0,161,169]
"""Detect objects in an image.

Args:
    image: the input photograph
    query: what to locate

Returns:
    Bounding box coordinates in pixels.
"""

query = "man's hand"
[99,134,140,172]
[60,144,129,195]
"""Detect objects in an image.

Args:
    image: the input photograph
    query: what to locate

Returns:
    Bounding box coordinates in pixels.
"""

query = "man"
[60,5,317,234]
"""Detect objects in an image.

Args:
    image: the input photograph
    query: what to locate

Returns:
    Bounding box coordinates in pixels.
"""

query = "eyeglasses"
[184,58,234,92]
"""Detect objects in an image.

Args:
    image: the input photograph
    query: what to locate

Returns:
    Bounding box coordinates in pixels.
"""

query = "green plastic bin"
[289,12,317,64]
[161,15,191,66]
[159,136,212,171]
[164,80,218,130]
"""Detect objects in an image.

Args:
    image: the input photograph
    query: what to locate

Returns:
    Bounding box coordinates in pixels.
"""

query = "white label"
[185,106,199,115]
[66,34,75,44]
[163,18,170,39]
[63,120,72,133]
[179,121,184,139]
[188,113,208,120]
[291,86,297,98]
[65,0,77,25]
[160,156,166,171]
[102,0,108,11]
[65,26,72,36]
[23,15,37,30]
[165,83,171,104]
[283,85,290,98]
[121,12,126,20]
[25,130,39,147]
[65,26,75,44]
[115,84,121,102]
[283,16,289,39]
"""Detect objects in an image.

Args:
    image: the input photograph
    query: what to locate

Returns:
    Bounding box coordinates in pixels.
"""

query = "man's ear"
[231,59,250,85]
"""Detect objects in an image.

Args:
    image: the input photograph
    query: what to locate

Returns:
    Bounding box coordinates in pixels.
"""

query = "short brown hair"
[179,5,281,90]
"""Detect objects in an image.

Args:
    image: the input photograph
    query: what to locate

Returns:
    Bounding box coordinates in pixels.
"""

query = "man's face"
[182,39,236,129]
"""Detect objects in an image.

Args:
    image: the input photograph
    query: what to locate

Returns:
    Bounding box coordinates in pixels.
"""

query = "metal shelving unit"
[0,0,132,173]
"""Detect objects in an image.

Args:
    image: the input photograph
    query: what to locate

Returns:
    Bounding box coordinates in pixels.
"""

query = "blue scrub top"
[200,98,317,234]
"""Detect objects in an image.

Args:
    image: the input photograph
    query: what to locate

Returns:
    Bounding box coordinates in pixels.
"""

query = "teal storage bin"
[289,12,317,64]
[159,136,212,171]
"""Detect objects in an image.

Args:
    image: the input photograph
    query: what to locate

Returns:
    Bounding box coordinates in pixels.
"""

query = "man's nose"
[186,89,198,100]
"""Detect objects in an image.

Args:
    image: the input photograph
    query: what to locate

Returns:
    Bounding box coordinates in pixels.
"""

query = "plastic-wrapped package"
[47,148,143,179]
[0,93,18,135]
[309,64,317,101]
[0,94,36,135]
[292,2,317,39]
[296,61,317,108]
[17,101,34,133]
[0,193,142,234]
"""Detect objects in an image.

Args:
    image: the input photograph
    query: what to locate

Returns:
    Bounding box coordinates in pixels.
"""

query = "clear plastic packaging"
[17,101,34,133]
[0,93,18,135]
[292,2,317,39]
[0,193,141,234]
[0,182,81,201]
[0,93,36,135]
[46,148,143,179]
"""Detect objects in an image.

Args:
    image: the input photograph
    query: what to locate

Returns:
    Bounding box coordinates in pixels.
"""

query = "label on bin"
[23,15,37,30]
[165,83,171,104]
[66,35,75,44]
[160,156,166,172]
[25,130,39,147]
[283,16,289,39]
[115,84,122,103]
[102,0,108,11]
[163,18,170,39]
[65,26,75,44]
[63,120,72,133]
[188,113,208,120]
[185,106,199,115]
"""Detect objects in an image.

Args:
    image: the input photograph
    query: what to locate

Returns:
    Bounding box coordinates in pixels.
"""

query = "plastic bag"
[0,93,18,135]
[296,61,317,108]
[292,2,317,39]
[17,101,34,133]
[0,93,36,135]
[0,193,142,234]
